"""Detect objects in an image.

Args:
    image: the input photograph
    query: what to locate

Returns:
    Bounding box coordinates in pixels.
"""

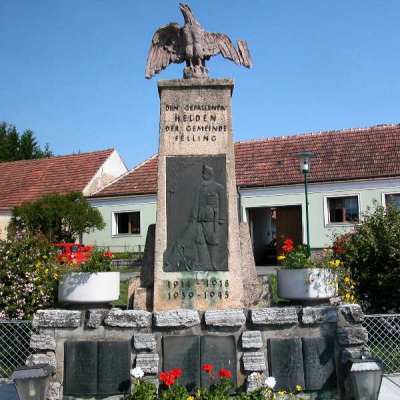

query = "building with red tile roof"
[84,124,400,258]
[0,149,127,239]
[93,124,400,198]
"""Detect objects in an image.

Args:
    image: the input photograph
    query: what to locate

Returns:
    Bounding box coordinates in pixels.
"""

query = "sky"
[1,0,400,168]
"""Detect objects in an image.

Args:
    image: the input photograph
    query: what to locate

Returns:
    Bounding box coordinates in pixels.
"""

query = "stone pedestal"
[153,79,244,311]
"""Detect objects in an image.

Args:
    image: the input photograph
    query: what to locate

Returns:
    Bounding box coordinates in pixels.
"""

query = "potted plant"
[58,249,119,304]
[277,239,338,301]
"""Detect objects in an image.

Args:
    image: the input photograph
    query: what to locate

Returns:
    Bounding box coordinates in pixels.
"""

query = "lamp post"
[295,151,314,258]
[11,364,53,400]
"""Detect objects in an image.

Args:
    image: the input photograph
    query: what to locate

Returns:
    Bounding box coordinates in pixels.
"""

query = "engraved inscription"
[163,104,228,142]
[165,279,230,301]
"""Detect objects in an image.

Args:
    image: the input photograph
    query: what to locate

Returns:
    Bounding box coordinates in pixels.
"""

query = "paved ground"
[379,375,400,399]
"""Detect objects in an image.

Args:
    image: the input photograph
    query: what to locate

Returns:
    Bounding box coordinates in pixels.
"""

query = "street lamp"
[11,364,53,400]
[294,151,315,258]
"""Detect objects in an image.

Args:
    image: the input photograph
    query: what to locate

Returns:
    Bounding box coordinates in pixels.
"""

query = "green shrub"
[0,235,59,320]
[333,205,400,313]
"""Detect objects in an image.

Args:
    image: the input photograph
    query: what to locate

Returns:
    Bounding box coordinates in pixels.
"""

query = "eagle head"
[179,3,195,24]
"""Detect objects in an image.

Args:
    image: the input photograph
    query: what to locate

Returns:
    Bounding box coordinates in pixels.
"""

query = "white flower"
[264,376,276,389]
[130,367,144,379]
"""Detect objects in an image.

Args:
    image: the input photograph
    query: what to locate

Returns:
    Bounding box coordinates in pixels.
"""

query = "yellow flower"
[277,255,286,261]
[295,384,303,392]
[187,396,194,400]
[344,276,351,284]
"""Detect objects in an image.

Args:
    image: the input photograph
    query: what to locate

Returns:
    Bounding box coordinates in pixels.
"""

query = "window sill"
[112,233,142,238]
[326,222,358,227]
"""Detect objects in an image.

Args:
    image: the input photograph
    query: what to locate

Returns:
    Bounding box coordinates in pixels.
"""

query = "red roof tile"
[0,149,114,209]
[93,124,400,198]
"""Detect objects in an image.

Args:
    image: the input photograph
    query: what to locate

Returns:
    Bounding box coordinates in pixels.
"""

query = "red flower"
[202,364,214,374]
[282,239,294,254]
[170,368,183,379]
[159,371,175,386]
[218,368,232,379]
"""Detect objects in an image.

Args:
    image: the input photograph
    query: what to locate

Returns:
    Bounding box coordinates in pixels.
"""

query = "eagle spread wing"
[145,23,185,79]
[204,32,252,68]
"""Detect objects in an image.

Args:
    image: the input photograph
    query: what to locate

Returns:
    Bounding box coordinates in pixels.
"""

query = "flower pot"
[277,268,337,300]
[58,272,120,303]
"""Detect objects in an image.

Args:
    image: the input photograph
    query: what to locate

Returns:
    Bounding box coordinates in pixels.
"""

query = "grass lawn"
[112,280,129,308]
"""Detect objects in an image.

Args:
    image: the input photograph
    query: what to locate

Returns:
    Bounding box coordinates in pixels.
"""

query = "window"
[385,193,400,210]
[114,212,140,235]
[327,196,359,223]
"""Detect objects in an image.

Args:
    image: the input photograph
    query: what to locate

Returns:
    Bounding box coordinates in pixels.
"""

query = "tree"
[334,204,400,313]
[9,192,105,242]
[0,122,52,162]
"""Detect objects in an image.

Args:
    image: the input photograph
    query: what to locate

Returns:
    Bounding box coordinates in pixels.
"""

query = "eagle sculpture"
[145,3,252,79]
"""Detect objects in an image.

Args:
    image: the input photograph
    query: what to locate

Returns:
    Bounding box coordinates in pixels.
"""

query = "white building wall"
[83,195,157,252]
[83,150,128,196]
[239,177,400,249]
[0,211,11,240]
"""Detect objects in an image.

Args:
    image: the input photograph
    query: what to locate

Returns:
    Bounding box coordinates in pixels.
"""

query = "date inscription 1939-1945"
[165,278,229,301]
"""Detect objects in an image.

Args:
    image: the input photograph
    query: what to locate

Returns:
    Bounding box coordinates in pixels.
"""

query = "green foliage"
[159,384,189,400]
[128,379,157,400]
[198,378,233,400]
[279,245,314,269]
[334,205,400,313]
[0,235,59,320]
[10,192,105,242]
[63,249,112,273]
[0,122,52,162]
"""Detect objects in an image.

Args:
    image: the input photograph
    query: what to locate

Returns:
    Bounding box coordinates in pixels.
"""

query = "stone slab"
[104,309,152,328]
[64,341,98,395]
[26,352,56,370]
[98,341,131,395]
[241,331,263,350]
[154,309,200,328]
[251,307,298,326]
[301,307,338,325]
[163,335,200,391]
[32,310,81,329]
[30,333,56,351]
[302,337,336,390]
[204,309,245,327]
[64,341,131,396]
[141,223,156,287]
[337,326,368,346]
[267,338,305,390]
[86,309,109,329]
[200,335,237,387]
[47,382,62,400]
[136,353,160,375]
[246,372,267,392]
[338,304,364,323]
[134,333,157,352]
[242,352,267,372]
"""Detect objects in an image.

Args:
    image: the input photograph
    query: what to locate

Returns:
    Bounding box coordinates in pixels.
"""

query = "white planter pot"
[58,272,120,304]
[277,268,337,300]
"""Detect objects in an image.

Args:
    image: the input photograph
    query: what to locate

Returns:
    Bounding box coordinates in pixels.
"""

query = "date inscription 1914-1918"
[165,279,229,301]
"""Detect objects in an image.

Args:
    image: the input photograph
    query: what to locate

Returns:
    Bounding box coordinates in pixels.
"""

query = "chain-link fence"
[363,314,400,374]
[0,321,34,379]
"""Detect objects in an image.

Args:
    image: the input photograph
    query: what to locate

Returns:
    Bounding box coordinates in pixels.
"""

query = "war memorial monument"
[27,5,369,399]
